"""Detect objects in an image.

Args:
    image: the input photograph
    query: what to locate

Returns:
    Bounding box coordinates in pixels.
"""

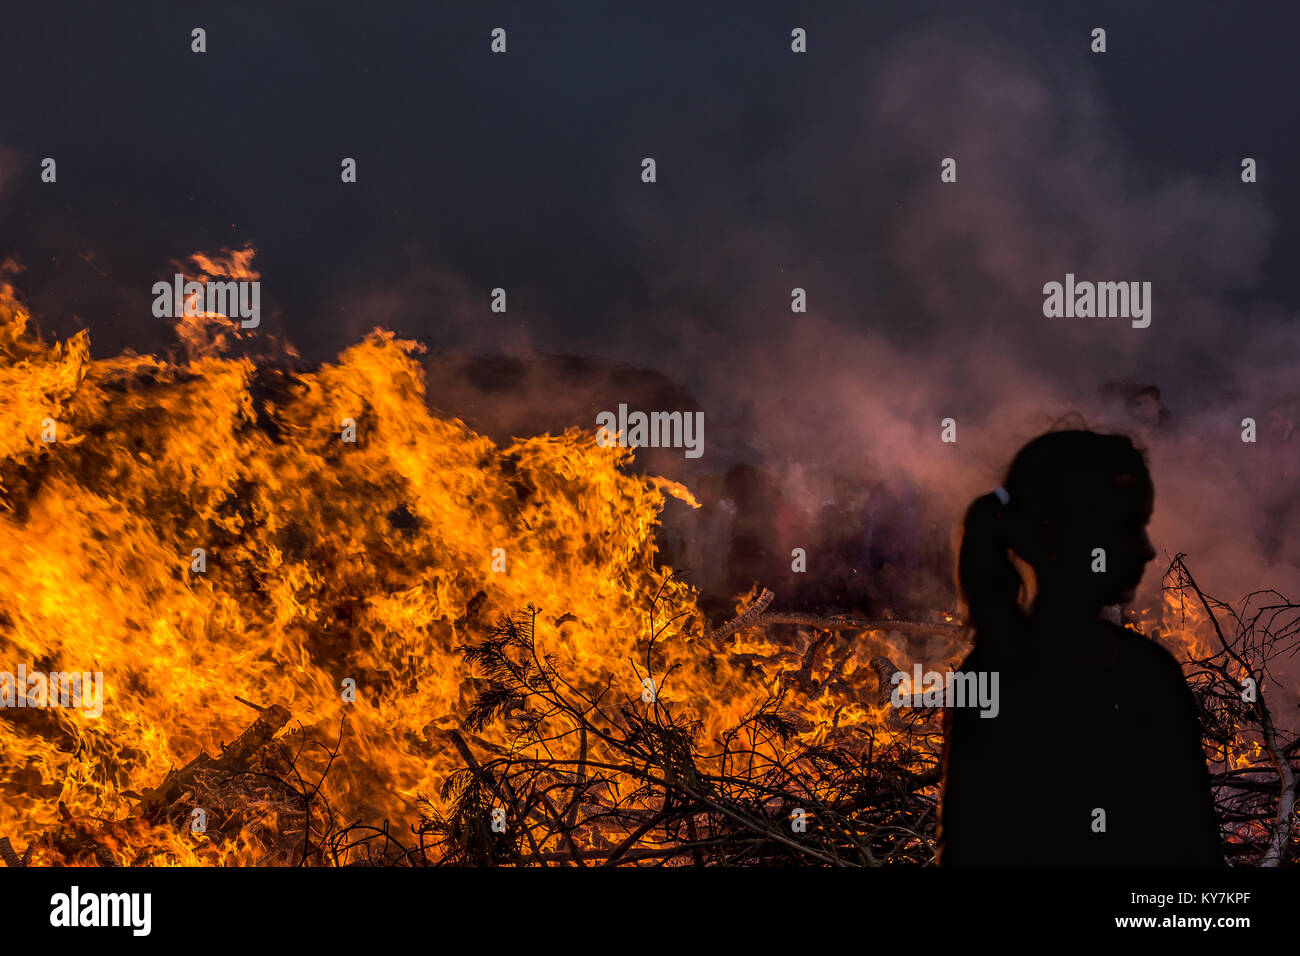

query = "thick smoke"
[326,24,1296,668]
[609,23,1297,617]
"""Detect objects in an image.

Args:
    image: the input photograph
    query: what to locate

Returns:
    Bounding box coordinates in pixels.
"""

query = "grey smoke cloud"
[606,22,1297,605]
[330,22,1297,633]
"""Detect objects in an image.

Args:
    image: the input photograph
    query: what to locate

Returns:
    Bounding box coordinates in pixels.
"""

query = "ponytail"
[957,491,1027,658]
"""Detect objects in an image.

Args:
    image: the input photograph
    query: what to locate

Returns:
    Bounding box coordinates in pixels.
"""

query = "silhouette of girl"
[938,430,1223,865]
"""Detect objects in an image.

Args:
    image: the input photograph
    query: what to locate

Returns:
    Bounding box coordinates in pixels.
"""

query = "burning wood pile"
[1161,557,1300,866]
[2,587,962,867]
[0,276,1294,866]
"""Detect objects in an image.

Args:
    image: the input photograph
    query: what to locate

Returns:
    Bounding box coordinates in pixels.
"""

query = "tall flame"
[0,257,1256,864]
[0,266,904,864]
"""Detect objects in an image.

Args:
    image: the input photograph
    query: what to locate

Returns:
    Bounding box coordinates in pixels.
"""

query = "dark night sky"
[0,0,1297,416]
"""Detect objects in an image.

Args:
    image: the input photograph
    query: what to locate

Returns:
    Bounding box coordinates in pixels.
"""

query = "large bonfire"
[0,264,1291,866]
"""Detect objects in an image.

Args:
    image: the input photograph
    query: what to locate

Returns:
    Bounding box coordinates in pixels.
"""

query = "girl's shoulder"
[957,621,1189,683]
[1097,619,1191,684]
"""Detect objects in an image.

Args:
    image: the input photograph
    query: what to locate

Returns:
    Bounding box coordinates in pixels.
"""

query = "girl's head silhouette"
[958,430,1156,656]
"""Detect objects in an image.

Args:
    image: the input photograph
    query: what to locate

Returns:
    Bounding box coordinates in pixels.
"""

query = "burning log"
[0,836,24,867]
[705,588,775,641]
[137,703,293,820]
[11,702,304,866]
[705,588,968,655]
[51,803,119,867]
[756,612,967,640]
